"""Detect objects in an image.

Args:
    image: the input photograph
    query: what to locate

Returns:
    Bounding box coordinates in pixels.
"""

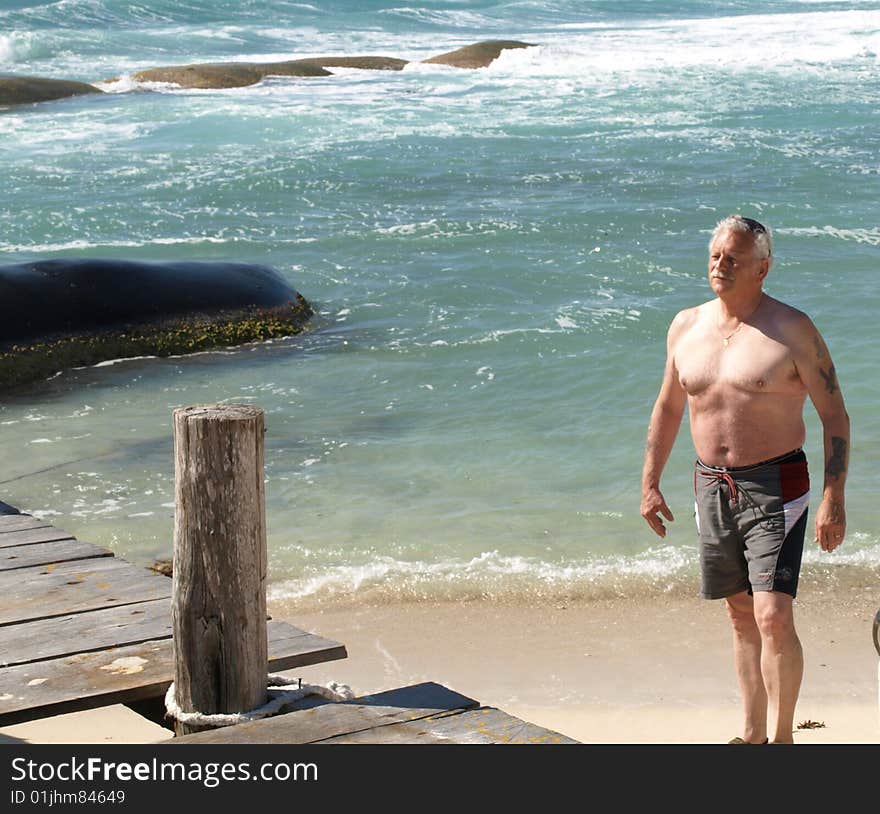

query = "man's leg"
[725,590,768,743]
[752,590,803,744]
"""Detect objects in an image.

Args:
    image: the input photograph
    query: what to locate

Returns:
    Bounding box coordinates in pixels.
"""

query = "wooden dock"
[0,508,346,728]
[0,507,578,744]
[166,681,579,745]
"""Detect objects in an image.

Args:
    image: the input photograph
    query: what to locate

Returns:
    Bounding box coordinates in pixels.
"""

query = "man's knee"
[725,591,757,633]
[752,591,796,640]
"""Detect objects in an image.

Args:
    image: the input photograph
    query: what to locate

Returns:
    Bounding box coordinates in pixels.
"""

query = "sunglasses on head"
[738,216,767,234]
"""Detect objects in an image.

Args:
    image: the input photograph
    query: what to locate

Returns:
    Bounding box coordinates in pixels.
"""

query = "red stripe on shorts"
[780,460,809,503]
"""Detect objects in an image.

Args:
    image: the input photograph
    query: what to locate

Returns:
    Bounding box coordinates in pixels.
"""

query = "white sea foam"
[93,75,149,94]
[266,546,699,604]
[91,356,158,368]
[781,225,880,246]
[0,31,52,64]
[475,10,880,81]
[0,236,235,253]
[263,536,880,605]
[0,33,22,63]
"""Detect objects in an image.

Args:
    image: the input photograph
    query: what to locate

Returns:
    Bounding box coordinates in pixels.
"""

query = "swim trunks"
[694,449,809,600]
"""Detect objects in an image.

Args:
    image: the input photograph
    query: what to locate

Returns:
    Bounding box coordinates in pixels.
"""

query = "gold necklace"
[718,320,745,347]
[717,295,763,347]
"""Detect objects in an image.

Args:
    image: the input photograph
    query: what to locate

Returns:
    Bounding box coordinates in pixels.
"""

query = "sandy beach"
[3,587,878,746]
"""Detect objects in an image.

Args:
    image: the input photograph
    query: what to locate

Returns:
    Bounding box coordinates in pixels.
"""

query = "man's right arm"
[640,313,689,538]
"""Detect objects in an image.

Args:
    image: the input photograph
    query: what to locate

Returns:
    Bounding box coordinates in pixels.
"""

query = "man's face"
[707,227,768,296]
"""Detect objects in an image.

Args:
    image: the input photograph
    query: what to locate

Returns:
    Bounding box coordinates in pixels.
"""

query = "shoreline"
[3,590,877,745]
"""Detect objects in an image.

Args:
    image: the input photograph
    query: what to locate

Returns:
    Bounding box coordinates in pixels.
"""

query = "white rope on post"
[165,675,355,729]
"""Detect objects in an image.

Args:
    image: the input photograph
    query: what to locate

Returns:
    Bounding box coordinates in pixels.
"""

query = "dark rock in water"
[0,75,103,106]
[131,60,332,88]
[0,259,314,389]
[128,42,536,89]
[130,56,409,89]
[301,56,409,71]
[422,40,536,69]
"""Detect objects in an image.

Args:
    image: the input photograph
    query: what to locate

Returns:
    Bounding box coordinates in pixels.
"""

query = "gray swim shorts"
[694,449,810,600]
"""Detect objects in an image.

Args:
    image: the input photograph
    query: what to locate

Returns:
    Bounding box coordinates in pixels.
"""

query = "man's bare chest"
[675,329,801,397]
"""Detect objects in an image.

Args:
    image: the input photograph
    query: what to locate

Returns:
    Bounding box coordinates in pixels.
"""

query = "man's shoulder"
[669,302,709,331]
[762,295,814,332]
[759,296,821,356]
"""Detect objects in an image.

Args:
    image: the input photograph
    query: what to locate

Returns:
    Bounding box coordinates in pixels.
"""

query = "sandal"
[727,736,769,744]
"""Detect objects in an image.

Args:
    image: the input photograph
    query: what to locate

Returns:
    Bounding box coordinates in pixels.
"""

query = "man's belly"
[688,402,807,468]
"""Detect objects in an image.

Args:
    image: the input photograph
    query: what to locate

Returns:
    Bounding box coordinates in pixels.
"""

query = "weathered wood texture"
[171,404,269,735]
[0,509,347,727]
[323,707,577,744]
[0,620,343,726]
[0,538,111,570]
[0,598,173,666]
[0,558,172,626]
[0,525,76,548]
[0,514,52,532]
[167,682,477,744]
[166,682,579,745]
[0,557,171,627]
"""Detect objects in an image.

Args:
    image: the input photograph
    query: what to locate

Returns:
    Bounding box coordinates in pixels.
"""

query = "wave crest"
[0,31,53,64]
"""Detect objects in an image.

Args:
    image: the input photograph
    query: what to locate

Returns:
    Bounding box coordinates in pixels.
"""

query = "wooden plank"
[0,515,51,534]
[257,627,347,674]
[322,707,579,744]
[0,526,76,549]
[165,682,478,744]
[0,621,347,726]
[0,558,172,626]
[0,539,112,571]
[0,598,172,666]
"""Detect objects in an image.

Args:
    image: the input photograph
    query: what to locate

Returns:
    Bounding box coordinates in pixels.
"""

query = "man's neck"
[716,291,765,322]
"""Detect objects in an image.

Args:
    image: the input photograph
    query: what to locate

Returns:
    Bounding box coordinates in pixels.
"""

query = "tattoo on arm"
[819,363,838,395]
[825,436,847,480]
[813,335,827,361]
[825,499,843,524]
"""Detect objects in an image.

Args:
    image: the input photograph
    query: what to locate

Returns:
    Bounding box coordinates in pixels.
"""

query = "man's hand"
[641,486,674,538]
[814,495,845,552]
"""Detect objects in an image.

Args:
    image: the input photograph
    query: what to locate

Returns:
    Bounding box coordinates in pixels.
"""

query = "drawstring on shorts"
[696,469,739,504]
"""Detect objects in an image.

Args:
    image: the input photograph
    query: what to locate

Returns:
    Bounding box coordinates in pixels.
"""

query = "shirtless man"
[640,215,849,744]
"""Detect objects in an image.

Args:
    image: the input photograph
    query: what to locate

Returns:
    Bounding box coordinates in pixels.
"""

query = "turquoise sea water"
[1,1,878,608]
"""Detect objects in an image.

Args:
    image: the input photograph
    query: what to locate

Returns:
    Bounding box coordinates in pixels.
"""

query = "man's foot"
[727,736,768,744]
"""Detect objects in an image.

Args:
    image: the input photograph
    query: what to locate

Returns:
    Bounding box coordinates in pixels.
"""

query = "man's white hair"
[710,214,773,266]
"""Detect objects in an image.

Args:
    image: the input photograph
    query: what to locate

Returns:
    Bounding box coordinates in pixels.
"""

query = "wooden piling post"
[171,404,268,736]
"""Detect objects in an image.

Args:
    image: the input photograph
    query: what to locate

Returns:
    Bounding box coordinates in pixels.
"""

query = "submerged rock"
[0,259,314,389]
[303,56,409,71]
[421,40,536,68]
[0,75,103,106]
[131,60,331,88]
[4,40,538,102]
[130,56,410,89]
[128,40,537,89]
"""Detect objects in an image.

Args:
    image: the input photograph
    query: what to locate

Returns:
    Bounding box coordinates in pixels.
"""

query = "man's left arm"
[792,315,850,552]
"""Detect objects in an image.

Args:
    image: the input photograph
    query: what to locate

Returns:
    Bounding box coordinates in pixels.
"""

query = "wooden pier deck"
[0,506,578,745]
[0,508,346,728]
[166,681,578,745]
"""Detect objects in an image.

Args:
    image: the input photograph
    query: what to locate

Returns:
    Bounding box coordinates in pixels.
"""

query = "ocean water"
[1,0,878,609]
